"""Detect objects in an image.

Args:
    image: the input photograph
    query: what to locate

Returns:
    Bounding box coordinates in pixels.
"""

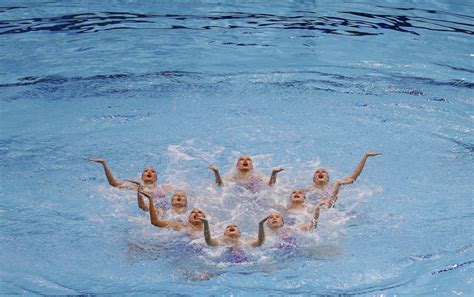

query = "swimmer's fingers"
[259,216,270,224]
[199,218,208,223]
[87,157,105,163]
[366,152,382,157]
[272,167,284,173]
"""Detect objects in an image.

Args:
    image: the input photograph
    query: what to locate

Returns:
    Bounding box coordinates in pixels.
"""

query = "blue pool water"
[1,1,473,295]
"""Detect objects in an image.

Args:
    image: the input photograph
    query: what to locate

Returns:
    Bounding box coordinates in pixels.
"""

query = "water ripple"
[0,8,472,36]
[431,260,474,275]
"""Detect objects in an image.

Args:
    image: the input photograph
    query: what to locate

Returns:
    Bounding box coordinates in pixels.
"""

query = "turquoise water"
[1,1,473,295]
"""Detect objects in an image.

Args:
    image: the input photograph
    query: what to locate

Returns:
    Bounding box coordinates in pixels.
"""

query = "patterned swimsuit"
[222,245,248,263]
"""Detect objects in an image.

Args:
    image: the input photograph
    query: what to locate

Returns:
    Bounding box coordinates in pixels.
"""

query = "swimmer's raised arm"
[250,216,269,247]
[139,190,166,227]
[139,190,183,229]
[337,152,382,186]
[208,165,224,186]
[131,183,149,212]
[88,157,135,190]
[200,218,219,246]
[327,152,381,207]
[269,167,284,186]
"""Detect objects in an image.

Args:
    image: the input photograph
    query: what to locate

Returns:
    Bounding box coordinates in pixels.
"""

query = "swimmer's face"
[313,168,329,186]
[171,191,187,209]
[189,209,206,225]
[224,224,241,239]
[290,190,306,204]
[141,166,158,183]
[236,156,253,172]
[267,213,284,230]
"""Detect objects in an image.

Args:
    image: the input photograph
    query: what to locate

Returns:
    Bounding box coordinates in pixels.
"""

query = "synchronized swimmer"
[307,152,382,208]
[209,155,284,190]
[89,152,381,259]
[88,158,175,212]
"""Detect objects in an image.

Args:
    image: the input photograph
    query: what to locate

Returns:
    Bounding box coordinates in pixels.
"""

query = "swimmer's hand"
[271,167,284,174]
[209,165,224,186]
[366,152,382,157]
[259,216,269,225]
[138,190,152,199]
[319,198,334,208]
[269,167,284,186]
[199,218,209,223]
[87,157,106,164]
[208,165,219,172]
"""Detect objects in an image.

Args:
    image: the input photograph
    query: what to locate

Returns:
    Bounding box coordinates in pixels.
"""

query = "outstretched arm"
[88,158,133,189]
[338,152,382,186]
[208,165,224,186]
[299,206,320,231]
[268,167,284,186]
[139,190,169,228]
[326,152,381,208]
[200,218,219,246]
[251,216,269,247]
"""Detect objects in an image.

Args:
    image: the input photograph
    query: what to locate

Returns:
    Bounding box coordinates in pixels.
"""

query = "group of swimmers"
[88,152,381,259]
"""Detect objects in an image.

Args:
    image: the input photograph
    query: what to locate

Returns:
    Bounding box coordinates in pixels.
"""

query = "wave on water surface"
[0,6,473,36]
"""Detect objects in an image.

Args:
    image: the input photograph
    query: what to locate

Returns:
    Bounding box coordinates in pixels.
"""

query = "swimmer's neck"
[269,226,282,234]
[189,223,203,232]
[289,202,305,210]
[172,206,186,214]
[313,182,328,189]
[236,169,253,180]
[143,181,157,188]
[223,237,240,246]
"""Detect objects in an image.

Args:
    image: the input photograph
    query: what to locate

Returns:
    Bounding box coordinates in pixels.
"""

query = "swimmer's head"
[290,189,306,205]
[313,168,329,186]
[236,155,253,172]
[188,209,206,226]
[171,191,187,209]
[141,166,158,184]
[267,212,284,230]
[224,224,241,239]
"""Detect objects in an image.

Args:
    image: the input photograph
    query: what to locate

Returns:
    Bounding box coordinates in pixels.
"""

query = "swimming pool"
[1,0,472,295]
